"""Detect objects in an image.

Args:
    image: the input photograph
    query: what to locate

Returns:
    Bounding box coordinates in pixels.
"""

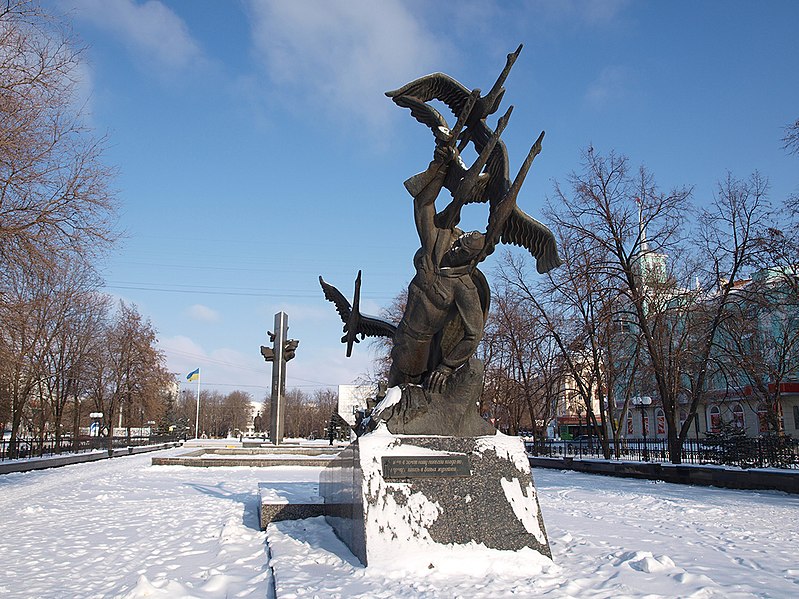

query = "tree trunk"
[72,393,80,452]
[667,429,682,464]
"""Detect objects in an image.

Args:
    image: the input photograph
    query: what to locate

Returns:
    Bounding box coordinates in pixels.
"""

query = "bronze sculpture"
[320,45,561,435]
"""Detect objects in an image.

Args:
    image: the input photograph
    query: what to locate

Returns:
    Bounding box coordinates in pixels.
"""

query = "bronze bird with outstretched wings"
[386,44,522,151]
[319,271,397,357]
[386,46,562,274]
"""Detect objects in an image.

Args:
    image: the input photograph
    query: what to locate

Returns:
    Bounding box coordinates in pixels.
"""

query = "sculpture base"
[319,431,551,568]
[374,358,495,436]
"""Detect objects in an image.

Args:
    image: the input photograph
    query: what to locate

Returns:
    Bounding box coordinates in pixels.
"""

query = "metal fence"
[525,436,799,470]
[0,434,180,461]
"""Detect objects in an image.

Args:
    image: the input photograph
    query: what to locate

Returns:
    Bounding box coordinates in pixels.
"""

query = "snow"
[499,477,546,543]
[258,482,321,506]
[475,432,532,472]
[370,385,403,421]
[1,448,797,597]
[356,435,444,566]
[180,453,339,460]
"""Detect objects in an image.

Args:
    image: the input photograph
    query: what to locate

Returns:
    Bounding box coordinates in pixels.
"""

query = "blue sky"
[48,0,799,399]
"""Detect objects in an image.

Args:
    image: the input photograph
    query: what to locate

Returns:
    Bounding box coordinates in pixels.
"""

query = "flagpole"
[195,369,201,439]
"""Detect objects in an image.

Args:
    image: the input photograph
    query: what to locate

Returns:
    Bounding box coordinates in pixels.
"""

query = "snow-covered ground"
[0,447,796,598]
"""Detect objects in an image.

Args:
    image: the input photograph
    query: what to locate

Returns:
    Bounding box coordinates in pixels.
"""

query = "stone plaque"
[381,455,471,479]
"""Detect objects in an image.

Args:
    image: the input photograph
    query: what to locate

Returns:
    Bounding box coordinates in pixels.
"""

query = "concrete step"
[258,481,324,529]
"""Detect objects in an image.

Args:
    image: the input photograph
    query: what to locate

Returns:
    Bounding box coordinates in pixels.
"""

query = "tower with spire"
[632,196,668,288]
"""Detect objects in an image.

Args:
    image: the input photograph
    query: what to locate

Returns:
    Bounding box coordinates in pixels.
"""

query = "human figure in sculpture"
[320,56,563,400]
[387,141,489,393]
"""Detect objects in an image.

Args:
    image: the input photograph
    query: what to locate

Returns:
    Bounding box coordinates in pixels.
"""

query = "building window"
[709,405,721,433]
[655,408,666,435]
[732,403,745,429]
[643,413,650,436]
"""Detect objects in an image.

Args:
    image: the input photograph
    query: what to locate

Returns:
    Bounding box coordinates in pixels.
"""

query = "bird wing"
[390,94,450,134]
[466,121,512,206]
[386,72,471,117]
[359,313,398,339]
[319,276,396,338]
[319,276,351,324]
[442,163,489,204]
[500,206,563,274]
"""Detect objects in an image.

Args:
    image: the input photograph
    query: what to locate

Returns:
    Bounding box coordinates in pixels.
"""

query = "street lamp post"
[632,396,652,461]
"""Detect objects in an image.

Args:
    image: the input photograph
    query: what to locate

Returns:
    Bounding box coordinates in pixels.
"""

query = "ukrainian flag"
[186,368,200,382]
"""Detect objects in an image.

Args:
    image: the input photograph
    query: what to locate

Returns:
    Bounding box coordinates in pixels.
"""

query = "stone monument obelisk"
[260,311,299,445]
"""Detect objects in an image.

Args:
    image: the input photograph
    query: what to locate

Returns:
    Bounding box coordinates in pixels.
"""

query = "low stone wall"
[529,456,799,494]
[151,454,336,467]
[151,445,341,467]
[0,442,179,475]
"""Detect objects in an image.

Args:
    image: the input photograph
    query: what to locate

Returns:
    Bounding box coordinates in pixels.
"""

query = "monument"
[260,311,299,445]
[319,45,560,567]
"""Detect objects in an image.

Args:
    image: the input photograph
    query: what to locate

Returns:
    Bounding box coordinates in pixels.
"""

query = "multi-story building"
[614,265,799,440]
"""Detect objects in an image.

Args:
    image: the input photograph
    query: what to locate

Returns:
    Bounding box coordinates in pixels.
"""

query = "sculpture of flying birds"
[385,43,562,274]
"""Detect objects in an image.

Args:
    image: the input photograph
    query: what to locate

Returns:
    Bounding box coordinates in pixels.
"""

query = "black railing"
[0,434,180,461]
[525,436,799,469]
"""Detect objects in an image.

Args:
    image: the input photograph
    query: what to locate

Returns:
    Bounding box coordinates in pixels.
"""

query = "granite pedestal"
[258,482,324,529]
[319,431,550,567]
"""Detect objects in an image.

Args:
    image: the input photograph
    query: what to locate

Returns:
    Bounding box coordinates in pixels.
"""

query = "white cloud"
[288,345,375,390]
[259,302,335,323]
[210,347,258,369]
[159,334,206,361]
[61,0,203,71]
[524,0,630,27]
[244,0,449,134]
[158,336,268,392]
[585,65,634,108]
[187,304,219,322]
[69,59,96,123]
[158,334,207,381]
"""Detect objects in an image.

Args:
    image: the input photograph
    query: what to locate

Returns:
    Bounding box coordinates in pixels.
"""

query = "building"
[337,384,374,427]
[612,265,799,440]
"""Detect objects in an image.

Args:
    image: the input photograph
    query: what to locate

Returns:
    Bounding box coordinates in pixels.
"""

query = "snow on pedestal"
[319,426,551,569]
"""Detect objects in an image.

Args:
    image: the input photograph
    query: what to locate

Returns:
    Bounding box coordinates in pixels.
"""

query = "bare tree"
[181,389,221,437]
[678,173,772,437]
[498,225,635,458]
[101,301,170,449]
[714,275,799,433]
[717,177,799,433]
[479,286,564,441]
[548,147,770,462]
[0,1,118,456]
[0,261,66,457]
[261,387,339,439]
[223,390,254,435]
[783,118,799,156]
[39,259,105,451]
[551,148,690,457]
[0,0,117,274]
